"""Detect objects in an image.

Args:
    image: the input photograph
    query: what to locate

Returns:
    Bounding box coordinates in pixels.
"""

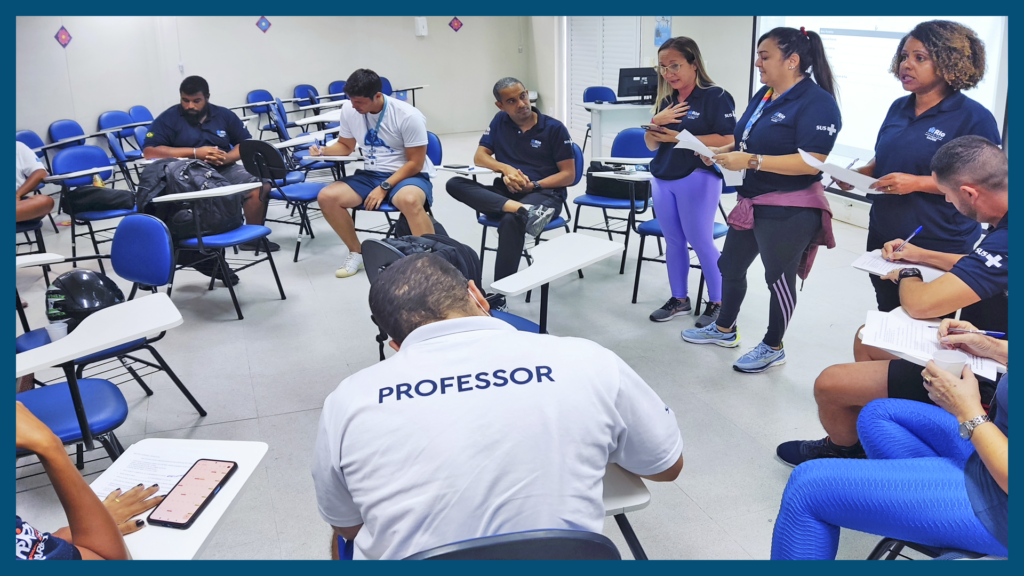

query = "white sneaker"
[335,252,363,278]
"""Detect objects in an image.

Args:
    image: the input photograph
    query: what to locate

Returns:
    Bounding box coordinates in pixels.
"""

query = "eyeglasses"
[654,63,685,75]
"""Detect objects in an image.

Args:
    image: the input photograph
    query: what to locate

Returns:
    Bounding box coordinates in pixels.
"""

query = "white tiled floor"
[16,131,886,560]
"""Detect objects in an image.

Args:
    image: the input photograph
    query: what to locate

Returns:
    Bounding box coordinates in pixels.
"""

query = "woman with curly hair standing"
[839,20,1001,315]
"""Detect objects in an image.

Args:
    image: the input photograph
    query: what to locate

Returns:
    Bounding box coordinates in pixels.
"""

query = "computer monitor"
[617,68,658,103]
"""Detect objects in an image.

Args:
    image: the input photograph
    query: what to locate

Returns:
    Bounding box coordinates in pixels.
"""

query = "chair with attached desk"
[476,143,583,276]
[247,89,290,140]
[268,98,338,178]
[16,215,207,417]
[572,128,656,275]
[160,183,286,320]
[294,84,320,113]
[351,131,442,238]
[52,145,136,274]
[240,139,329,262]
[404,530,621,560]
[581,86,617,154]
[98,110,143,160]
[134,126,150,152]
[104,132,141,190]
[15,218,51,285]
[47,119,88,150]
[380,77,393,96]
[129,105,154,126]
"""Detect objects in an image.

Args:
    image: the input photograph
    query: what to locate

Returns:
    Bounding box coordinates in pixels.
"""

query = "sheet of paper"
[851,250,945,283]
[90,450,196,498]
[798,149,880,195]
[674,130,744,186]
[860,309,997,380]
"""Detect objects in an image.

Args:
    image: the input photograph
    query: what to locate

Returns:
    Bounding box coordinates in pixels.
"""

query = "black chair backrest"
[404,529,621,560]
[239,139,290,181]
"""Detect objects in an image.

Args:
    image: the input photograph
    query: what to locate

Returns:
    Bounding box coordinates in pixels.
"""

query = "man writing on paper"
[311,254,683,559]
[445,77,576,281]
[776,135,1007,466]
[143,75,277,252]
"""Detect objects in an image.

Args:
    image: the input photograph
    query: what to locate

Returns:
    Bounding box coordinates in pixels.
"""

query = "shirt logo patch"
[564,139,573,144]
[984,253,1003,268]
[724,112,735,118]
[216,130,227,138]
[530,139,542,148]
[686,110,700,119]
[925,127,947,142]
[817,124,837,136]
[770,112,786,122]
[483,127,490,136]
[146,132,154,138]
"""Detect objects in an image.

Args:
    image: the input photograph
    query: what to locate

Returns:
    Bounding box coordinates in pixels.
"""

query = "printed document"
[852,250,945,283]
[798,149,879,195]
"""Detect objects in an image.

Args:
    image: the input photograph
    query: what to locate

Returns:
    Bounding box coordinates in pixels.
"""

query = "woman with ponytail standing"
[644,37,736,327]
[681,27,841,374]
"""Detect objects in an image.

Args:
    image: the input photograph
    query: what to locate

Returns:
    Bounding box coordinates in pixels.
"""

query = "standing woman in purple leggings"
[644,37,736,328]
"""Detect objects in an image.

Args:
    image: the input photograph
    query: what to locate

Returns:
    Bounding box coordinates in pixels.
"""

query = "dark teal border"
[7,1,1017,573]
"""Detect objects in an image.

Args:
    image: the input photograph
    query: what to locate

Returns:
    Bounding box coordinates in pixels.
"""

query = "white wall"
[16,16,533,140]
[668,17,755,105]
[524,16,566,122]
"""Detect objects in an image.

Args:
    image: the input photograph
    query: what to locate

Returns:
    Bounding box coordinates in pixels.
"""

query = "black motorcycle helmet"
[45,270,125,332]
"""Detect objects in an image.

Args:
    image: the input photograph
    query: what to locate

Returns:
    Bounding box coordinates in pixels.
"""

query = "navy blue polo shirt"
[146,103,252,153]
[650,86,736,181]
[734,78,841,198]
[479,108,575,197]
[869,92,1001,254]
[951,213,1008,336]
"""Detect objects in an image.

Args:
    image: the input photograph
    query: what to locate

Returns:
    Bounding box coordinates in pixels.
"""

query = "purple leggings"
[651,170,723,302]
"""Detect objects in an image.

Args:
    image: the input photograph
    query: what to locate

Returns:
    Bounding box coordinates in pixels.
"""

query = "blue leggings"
[771,400,1007,559]
[650,170,723,302]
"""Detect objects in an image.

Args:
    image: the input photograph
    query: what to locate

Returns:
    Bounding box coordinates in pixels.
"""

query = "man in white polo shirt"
[311,68,436,279]
[311,254,684,560]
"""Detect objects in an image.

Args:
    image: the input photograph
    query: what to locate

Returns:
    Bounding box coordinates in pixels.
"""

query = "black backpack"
[585,161,651,202]
[150,160,246,241]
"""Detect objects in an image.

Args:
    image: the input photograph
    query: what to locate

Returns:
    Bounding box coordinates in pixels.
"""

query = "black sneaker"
[694,302,721,328]
[523,205,556,237]
[239,240,280,252]
[649,297,691,322]
[191,260,241,286]
[776,437,867,467]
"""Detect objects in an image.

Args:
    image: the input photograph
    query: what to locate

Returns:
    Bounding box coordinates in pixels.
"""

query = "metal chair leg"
[144,345,206,416]
[263,238,286,300]
[119,356,154,396]
[85,221,106,275]
[217,251,244,320]
[632,234,647,304]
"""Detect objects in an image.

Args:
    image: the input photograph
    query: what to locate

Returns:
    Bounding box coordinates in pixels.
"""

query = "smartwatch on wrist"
[959,414,991,439]
[380,181,393,193]
[896,267,923,284]
[531,180,542,191]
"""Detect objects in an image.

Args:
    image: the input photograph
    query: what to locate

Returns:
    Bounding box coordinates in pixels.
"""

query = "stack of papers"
[798,149,879,195]
[860,308,998,380]
[674,130,744,186]
[90,451,195,497]
[851,250,945,283]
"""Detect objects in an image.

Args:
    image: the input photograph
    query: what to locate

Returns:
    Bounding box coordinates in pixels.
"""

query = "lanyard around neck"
[364,96,388,135]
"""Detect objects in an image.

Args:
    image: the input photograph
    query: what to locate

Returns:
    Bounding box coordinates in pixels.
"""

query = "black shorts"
[216,163,259,185]
[887,359,998,408]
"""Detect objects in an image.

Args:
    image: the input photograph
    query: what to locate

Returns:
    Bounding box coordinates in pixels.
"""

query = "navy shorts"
[342,170,433,206]
[216,163,259,185]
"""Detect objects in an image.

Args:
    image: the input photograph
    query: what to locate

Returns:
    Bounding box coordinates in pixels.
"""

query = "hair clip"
[800,27,808,37]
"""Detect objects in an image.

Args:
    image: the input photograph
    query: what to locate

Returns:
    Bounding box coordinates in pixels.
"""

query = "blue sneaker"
[733,342,786,373]
[681,323,740,347]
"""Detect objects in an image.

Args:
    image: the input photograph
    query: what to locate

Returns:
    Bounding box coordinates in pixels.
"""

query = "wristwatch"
[896,267,923,284]
[531,180,542,191]
[380,181,393,192]
[959,414,991,439]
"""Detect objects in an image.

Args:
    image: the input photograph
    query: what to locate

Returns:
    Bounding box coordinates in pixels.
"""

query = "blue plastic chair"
[572,128,656,275]
[246,89,277,139]
[48,119,87,149]
[134,126,149,151]
[51,145,134,273]
[17,378,129,463]
[98,110,142,159]
[581,86,617,154]
[294,84,319,106]
[477,142,583,274]
[631,217,728,306]
[16,215,207,416]
[240,139,328,262]
[167,185,286,321]
[404,529,620,560]
[328,80,347,101]
[128,105,154,125]
[104,133,139,190]
[268,98,336,175]
[351,131,442,238]
[380,77,393,96]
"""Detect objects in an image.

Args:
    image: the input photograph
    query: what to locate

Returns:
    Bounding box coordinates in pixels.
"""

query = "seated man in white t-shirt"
[311,253,684,560]
[16,141,53,223]
[311,68,435,279]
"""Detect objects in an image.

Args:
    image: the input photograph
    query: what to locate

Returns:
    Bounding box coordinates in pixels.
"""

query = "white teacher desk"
[90,438,268,560]
[581,102,653,155]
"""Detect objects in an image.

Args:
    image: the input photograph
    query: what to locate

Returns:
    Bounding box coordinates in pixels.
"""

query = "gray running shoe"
[524,205,557,237]
[649,297,691,322]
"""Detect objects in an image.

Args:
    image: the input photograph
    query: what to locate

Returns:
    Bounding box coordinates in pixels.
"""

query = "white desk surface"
[490,233,622,297]
[34,133,102,152]
[295,110,342,126]
[16,293,182,377]
[228,100,275,110]
[295,100,346,112]
[315,92,346,100]
[436,165,496,177]
[150,182,262,203]
[603,464,651,516]
[106,121,150,131]
[90,438,268,560]
[43,165,113,183]
[273,127,341,149]
[239,114,257,122]
[16,253,65,269]
[582,102,650,111]
[394,84,428,91]
[279,96,303,103]
[592,156,653,165]
[591,171,654,182]
[309,155,363,162]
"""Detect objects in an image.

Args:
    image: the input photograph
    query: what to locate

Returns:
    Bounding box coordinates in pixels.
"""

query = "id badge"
[364,151,378,170]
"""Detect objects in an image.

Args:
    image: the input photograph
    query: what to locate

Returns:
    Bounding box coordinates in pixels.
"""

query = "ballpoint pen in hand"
[889,226,923,260]
[825,158,858,189]
[928,326,1007,338]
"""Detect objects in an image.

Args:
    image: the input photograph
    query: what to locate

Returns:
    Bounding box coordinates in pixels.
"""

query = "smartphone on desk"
[147,459,237,529]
